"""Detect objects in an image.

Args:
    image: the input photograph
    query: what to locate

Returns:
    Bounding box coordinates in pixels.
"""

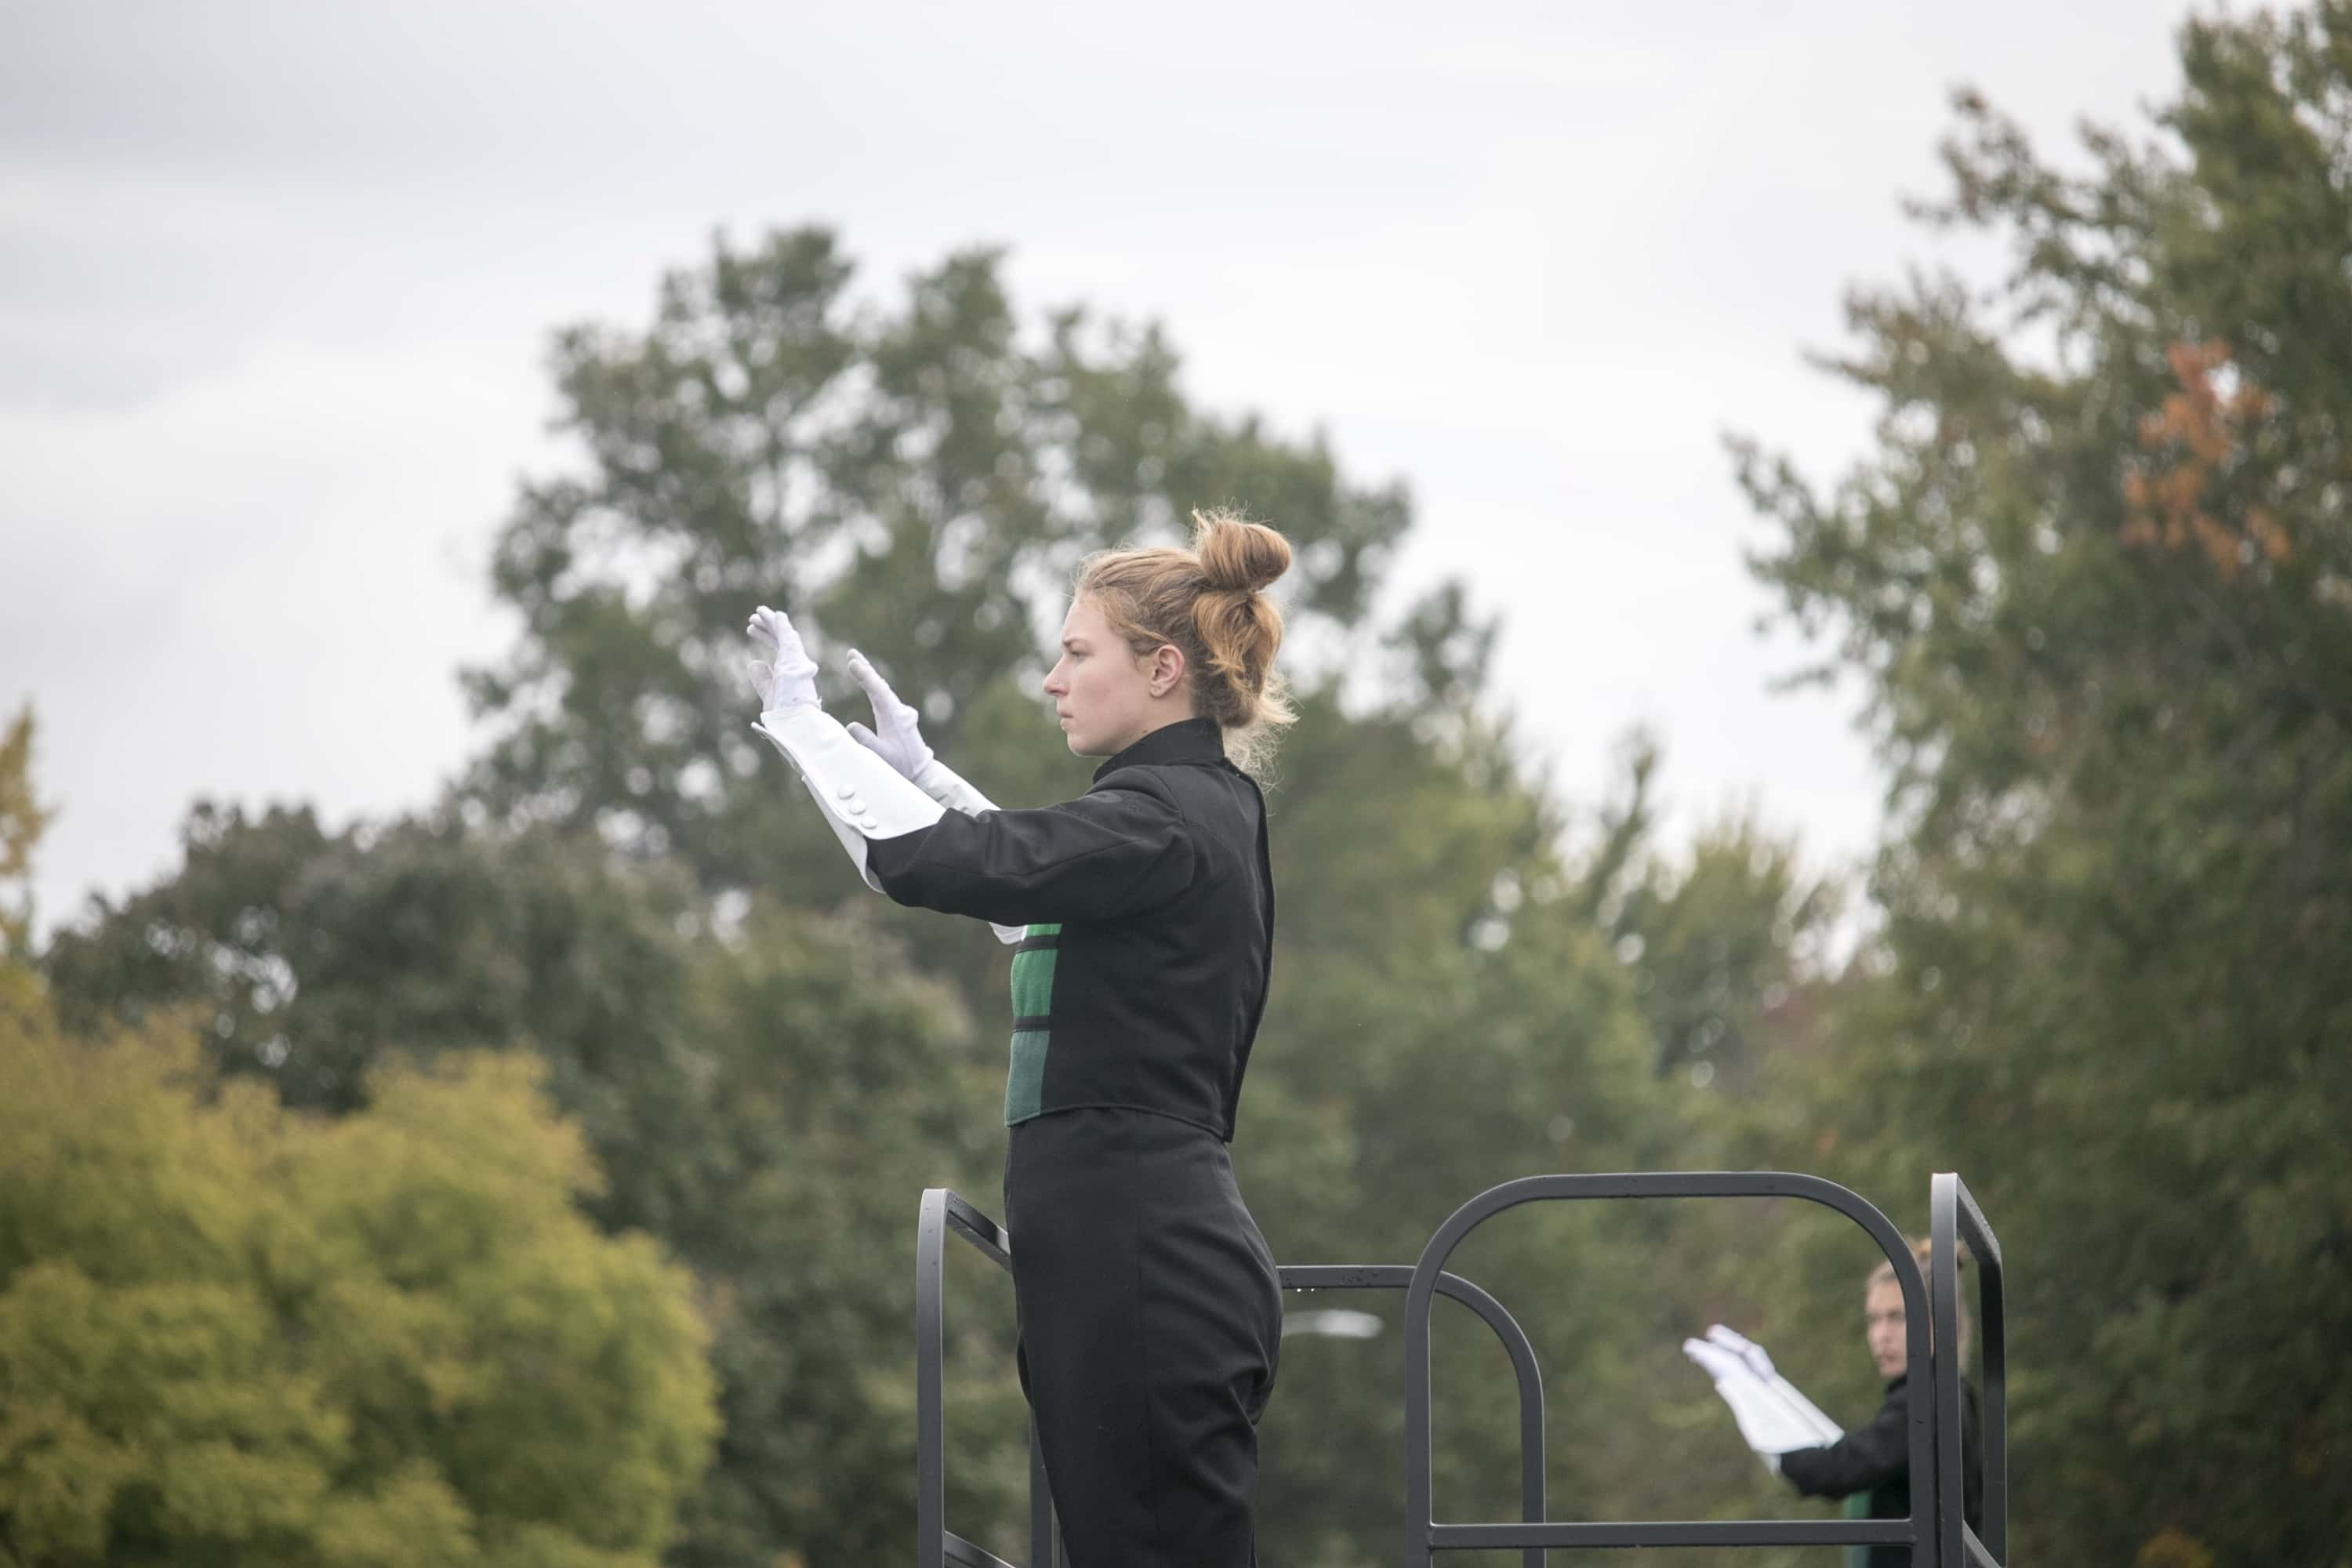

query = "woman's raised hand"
[844,649,935,780]
[1705,1324,1779,1381]
[745,605,820,711]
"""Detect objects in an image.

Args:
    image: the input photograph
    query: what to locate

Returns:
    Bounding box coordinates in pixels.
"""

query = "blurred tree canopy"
[1733,2,2352,1561]
[0,984,717,1568]
[40,808,1029,1568]
[0,705,49,963]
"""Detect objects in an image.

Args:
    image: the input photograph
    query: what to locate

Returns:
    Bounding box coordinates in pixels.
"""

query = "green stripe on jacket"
[1005,924,1061,1123]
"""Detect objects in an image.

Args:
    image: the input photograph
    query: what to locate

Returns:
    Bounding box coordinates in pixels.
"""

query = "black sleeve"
[1780,1386,1910,1499]
[863,782,1196,927]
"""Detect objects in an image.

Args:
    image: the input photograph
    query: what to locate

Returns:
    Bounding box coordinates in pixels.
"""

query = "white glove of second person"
[746,604,820,712]
[1705,1323,1779,1381]
[1704,1324,1842,1443]
[844,649,934,779]
[1682,1327,1842,1466]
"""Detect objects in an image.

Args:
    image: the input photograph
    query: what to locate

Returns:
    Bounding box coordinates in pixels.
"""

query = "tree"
[1570,732,1841,1088]
[40,808,1025,1568]
[0,705,49,964]
[1733,4,2352,1559]
[457,230,1414,943]
[0,997,717,1568]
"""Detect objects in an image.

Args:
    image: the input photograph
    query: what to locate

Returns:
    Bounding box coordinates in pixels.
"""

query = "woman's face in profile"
[1864,1278,1908,1379]
[1043,597,1158,758]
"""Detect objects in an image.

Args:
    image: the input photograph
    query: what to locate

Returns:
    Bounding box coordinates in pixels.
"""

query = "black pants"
[1004,1108,1283,1568]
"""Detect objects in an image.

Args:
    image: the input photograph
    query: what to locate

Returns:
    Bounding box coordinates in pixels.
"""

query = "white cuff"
[753,706,945,892]
[1762,1372,1843,1446]
[1683,1341,1842,1455]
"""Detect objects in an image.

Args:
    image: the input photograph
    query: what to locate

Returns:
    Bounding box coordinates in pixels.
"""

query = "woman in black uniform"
[745,511,1293,1567]
[1777,1243,1984,1568]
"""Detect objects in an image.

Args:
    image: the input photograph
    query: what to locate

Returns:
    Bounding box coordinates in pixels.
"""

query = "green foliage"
[0,704,50,962]
[0,991,717,1567]
[45,804,693,1116]
[1733,4,2352,1560]
[1579,733,1841,1088]
[40,810,1022,1568]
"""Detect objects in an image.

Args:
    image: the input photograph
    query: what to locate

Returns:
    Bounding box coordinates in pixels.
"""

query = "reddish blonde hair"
[1075,510,1296,775]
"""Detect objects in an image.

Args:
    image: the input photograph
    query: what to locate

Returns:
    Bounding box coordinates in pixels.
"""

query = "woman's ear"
[1149,643,1186,697]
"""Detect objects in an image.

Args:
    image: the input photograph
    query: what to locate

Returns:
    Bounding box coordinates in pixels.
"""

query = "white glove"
[745,604,820,712]
[1704,1325,1842,1444]
[752,704,944,893]
[1706,1323,1779,1378]
[1682,1326,1842,1468]
[845,649,934,779]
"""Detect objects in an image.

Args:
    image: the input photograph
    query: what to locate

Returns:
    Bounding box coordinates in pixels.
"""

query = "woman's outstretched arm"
[865,776,1196,928]
[1778,1384,1909,1498]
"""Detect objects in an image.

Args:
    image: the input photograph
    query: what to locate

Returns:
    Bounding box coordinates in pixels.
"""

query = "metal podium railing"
[1403,1172,1944,1564]
[913,1189,1030,1568]
[1931,1172,2006,1568]
[916,1171,2005,1568]
[1276,1265,1548,1568]
[915,1189,1546,1568]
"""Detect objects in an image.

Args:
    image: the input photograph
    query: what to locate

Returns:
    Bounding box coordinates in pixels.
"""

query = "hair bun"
[1075,510,1298,774]
[1192,510,1291,594]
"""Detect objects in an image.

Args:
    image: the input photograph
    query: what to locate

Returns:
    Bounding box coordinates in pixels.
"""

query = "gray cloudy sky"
[3,0,2194,935]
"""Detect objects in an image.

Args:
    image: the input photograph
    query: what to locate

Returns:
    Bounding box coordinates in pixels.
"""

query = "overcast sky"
[2,0,2197,937]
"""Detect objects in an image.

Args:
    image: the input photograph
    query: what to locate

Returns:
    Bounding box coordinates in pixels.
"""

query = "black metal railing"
[915,1189,1036,1568]
[914,1192,1546,1568]
[1403,1172,1938,1565]
[916,1171,2003,1568]
[1275,1265,1547,1568]
[1931,1172,2006,1568]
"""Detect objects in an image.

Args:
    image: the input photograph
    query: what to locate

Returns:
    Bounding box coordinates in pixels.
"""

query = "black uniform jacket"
[1780,1372,1983,1566]
[866,717,1274,1140]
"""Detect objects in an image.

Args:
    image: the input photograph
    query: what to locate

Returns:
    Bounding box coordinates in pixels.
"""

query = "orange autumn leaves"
[2120,340,2292,579]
